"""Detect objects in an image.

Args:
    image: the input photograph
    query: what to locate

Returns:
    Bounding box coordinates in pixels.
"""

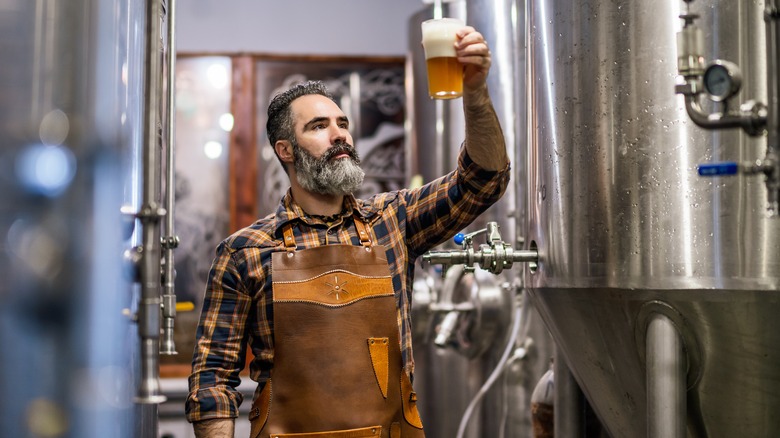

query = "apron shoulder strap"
[282,216,372,250]
[353,216,372,248]
[282,224,297,252]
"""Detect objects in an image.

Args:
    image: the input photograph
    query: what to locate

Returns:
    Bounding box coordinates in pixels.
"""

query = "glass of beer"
[421,17,464,99]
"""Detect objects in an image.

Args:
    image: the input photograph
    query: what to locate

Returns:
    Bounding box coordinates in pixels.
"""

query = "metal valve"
[675,0,779,216]
[674,3,768,137]
[422,222,538,275]
[697,159,779,214]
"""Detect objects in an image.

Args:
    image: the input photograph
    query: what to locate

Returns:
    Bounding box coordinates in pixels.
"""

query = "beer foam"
[421,18,464,59]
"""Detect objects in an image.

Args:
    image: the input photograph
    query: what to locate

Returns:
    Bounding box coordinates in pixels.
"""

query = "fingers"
[456,27,485,49]
[455,27,491,68]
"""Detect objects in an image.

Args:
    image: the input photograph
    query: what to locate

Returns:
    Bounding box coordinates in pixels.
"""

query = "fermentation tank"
[0,0,143,436]
[0,0,177,436]
[408,1,555,437]
[525,0,780,437]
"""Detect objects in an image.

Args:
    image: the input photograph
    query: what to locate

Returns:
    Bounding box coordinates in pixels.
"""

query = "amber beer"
[421,18,464,99]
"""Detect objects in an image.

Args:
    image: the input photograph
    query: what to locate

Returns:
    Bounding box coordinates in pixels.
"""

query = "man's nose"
[330,124,349,144]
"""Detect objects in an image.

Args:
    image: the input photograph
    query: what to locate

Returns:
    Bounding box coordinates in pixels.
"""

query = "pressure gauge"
[702,60,742,102]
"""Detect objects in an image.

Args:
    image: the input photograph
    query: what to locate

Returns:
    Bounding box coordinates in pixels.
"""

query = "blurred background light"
[15,143,77,197]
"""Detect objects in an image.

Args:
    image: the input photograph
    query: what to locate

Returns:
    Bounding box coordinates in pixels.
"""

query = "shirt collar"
[273,189,377,232]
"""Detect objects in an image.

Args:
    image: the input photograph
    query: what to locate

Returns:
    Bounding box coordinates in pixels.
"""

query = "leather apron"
[249,218,426,438]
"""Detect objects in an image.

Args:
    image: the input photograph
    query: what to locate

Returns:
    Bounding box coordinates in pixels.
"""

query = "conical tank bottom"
[527,287,780,438]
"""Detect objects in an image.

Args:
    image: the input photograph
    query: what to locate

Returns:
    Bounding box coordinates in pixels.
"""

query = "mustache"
[322,142,360,163]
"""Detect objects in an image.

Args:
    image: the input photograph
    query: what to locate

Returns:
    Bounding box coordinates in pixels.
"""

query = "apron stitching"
[274,294,394,308]
[274,271,391,284]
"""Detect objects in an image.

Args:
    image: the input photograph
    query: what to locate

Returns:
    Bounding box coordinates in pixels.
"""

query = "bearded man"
[186,25,509,438]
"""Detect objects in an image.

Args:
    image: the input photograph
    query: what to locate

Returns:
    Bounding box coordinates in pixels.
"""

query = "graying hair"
[266,80,334,170]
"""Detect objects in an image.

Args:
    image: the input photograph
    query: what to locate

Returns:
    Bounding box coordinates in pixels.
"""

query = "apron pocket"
[367,337,389,399]
[270,425,382,437]
[249,379,272,438]
[400,373,424,429]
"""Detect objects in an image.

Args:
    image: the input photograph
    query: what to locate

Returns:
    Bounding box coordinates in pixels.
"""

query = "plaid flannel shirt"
[186,149,510,422]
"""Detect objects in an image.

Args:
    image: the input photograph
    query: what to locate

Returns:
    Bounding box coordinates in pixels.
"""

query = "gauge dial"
[703,60,742,102]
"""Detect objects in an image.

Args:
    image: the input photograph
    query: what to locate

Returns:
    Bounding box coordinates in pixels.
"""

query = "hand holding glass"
[421,18,464,100]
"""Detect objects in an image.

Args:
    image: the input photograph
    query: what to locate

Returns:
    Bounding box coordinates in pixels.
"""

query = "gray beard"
[292,140,365,196]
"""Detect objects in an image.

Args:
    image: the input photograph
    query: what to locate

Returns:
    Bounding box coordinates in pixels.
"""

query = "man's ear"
[275,139,294,165]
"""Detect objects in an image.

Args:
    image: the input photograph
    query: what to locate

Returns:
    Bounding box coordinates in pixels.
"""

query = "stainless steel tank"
[408,6,478,438]
[408,1,555,437]
[0,0,146,436]
[525,0,780,437]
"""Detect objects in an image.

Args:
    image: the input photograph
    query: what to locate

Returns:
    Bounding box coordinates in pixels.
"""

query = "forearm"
[463,84,509,171]
[193,418,235,438]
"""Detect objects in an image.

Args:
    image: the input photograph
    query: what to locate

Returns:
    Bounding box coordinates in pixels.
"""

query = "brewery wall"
[175,0,424,56]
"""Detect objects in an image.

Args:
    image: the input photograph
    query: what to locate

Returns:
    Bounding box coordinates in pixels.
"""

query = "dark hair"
[266,80,334,156]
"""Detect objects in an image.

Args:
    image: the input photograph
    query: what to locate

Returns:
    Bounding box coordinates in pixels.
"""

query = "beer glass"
[421,18,464,99]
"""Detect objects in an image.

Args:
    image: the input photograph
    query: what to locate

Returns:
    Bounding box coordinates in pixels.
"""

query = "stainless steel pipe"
[160,0,179,357]
[553,347,585,438]
[646,313,686,438]
[136,0,166,405]
[764,0,780,212]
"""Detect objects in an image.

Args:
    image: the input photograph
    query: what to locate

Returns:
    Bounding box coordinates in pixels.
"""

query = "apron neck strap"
[281,215,372,251]
[353,217,372,247]
[282,224,297,252]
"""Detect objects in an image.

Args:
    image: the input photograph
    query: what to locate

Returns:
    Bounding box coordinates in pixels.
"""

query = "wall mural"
[254,60,406,217]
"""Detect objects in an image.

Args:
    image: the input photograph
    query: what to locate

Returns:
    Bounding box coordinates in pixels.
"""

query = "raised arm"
[456,26,509,171]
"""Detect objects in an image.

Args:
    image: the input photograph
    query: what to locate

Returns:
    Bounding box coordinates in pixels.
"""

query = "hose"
[455,290,532,438]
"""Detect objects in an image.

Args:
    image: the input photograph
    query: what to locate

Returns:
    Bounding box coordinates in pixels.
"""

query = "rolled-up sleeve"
[186,242,252,422]
[457,146,511,200]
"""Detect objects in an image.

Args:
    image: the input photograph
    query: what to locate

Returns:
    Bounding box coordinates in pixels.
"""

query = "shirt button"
[327,230,334,234]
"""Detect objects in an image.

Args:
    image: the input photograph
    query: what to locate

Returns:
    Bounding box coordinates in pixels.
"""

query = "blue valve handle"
[454,233,466,245]
[698,162,738,176]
